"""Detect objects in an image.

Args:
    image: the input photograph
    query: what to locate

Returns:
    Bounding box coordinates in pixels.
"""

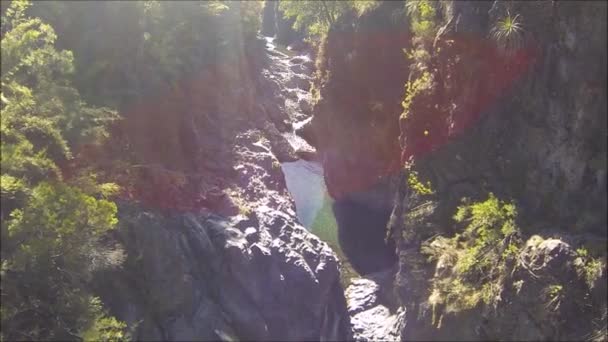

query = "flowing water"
[262,36,359,286]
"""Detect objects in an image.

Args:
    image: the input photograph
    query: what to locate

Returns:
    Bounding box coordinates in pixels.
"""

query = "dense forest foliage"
[1,1,123,339]
[278,0,377,38]
[1,1,262,340]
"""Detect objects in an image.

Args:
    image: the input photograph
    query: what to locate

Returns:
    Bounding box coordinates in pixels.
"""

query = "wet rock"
[289,64,312,76]
[311,0,407,204]
[244,227,259,244]
[346,272,405,341]
[284,89,299,100]
[290,56,307,65]
[287,40,308,52]
[520,238,577,276]
[346,278,380,315]
[311,1,606,341]
[299,98,312,114]
[295,147,318,161]
[96,154,351,341]
[260,101,291,133]
[261,0,275,37]
[260,124,298,163]
[286,76,311,91]
[303,60,315,71]
[295,117,317,147]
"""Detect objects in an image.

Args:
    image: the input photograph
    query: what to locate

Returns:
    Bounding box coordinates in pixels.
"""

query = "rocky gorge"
[108,1,605,340]
[91,22,356,340]
[15,1,604,341]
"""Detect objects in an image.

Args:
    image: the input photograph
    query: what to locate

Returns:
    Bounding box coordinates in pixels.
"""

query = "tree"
[28,0,263,108]
[279,0,378,38]
[1,1,125,340]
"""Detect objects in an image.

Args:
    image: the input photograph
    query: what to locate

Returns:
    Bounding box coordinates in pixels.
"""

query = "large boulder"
[94,130,352,341]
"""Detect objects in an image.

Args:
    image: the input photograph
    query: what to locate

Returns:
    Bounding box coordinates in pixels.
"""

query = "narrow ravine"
[6,2,603,341]
[260,36,361,288]
[261,33,411,341]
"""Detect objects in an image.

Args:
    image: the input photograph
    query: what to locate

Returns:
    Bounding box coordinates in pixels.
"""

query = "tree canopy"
[279,0,378,38]
[1,1,264,338]
[1,1,124,340]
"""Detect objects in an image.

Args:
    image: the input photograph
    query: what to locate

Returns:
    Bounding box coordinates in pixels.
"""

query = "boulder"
[295,117,317,147]
[95,130,352,340]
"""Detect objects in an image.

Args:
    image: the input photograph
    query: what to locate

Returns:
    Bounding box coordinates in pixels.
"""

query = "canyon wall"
[91,28,351,340]
[311,1,607,340]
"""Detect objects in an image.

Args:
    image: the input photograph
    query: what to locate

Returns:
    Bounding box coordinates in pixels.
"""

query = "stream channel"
[261,36,359,286]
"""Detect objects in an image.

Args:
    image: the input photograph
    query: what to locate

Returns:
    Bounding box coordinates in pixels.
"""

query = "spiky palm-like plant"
[491,10,524,54]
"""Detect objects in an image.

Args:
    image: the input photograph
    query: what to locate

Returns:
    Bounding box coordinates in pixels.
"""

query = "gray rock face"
[309,0,606,341]
[346,271,405,341]
[392,233,606,342]
[401,1,607,340]
[286,76,311,91]
[489,237,604,341]
[295,116,316,147]
[95,130,351,341]
[91,31,352,341]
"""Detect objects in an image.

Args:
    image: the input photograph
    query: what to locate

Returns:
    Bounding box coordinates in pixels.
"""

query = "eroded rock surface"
[346,271,405,342]
[310,1,607,341]
[93,34,351,341]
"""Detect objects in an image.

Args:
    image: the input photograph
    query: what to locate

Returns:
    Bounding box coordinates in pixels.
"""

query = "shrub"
[401,71,433,119]
[576,247,605,289]
[407,170,434,195]
[81,297,130,342]
[405,0,439,40]
[279,0,378,39]
[490,10,525,54]
[423,193,522,320]
[542,284,564,312]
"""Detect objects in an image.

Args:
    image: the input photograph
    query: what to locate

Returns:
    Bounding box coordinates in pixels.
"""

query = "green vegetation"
[81,298,131,342]
[279,0,378,38]
[405,0,439,40]
[542,284,564,312]
[1,1,266,336]
[28,1,262,108]
[452,194,519,274]
[407,170,435,195]
[226,189,252,217]
[1,1,127,339]
[423,194,522,320]
[401,70,433,120]
[491,10,525,53]
[576,247,604,289]
[400,0,439,145]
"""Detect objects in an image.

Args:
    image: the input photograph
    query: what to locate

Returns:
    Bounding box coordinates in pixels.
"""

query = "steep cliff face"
[312,1,606,340]
[398,1,607,228]
[392,2,607,340]
[310,1,411,276]
[90,33,352,340]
